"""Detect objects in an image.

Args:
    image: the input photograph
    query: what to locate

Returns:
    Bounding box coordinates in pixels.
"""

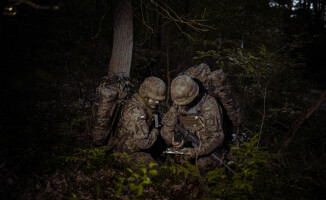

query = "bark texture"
[108,0,133,76]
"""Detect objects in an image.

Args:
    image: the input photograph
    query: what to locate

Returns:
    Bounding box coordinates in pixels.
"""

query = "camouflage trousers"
[196,156,219,173]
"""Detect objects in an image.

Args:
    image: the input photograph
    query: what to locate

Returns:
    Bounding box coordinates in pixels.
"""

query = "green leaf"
[127,176,136,182]
[140,167,147,175]
[148,169,158,176]
[149,161,158,169]
[128,183,136,190]
[141,177,152,185]
[127,168,133,173]
[137,184,144,196]
[133,173,140,179]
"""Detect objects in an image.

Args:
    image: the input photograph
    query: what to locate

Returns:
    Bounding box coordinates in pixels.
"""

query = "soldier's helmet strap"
[135,93,154,118]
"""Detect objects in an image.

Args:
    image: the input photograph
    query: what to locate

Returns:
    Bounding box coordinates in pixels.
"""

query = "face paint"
[148,98,159,109]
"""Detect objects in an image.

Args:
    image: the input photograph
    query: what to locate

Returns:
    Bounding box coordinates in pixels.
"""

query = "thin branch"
[259,86,267,133]
[278,90,326,153]
[166,45,170,106]
[174,20,192,39]
[140,0,154,33]
[12,0,58,10]
[248,104,263,115]
[3,0,58,16]
[140,0,213,37]
[136,27,150,46]
[201,8,206,20]
[92,0,107,40]
[168,59,190,74]
[257,78,271,146]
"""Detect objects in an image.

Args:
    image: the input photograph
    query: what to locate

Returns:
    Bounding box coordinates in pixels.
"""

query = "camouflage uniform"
[110,77,166,166]
[161,75,224,172]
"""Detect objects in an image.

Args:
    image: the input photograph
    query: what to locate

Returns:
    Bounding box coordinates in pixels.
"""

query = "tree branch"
[139,0,213,38]
[278,90,326,153]
[3,0,59,16]
[12,0,58,10]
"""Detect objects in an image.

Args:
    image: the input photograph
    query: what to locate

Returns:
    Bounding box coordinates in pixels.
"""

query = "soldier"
[161,75,224,172]
[109,77,166,166]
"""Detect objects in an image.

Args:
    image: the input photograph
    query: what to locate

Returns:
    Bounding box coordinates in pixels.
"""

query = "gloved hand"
[179,148,196,161]
[171,135,184,149]
[150,127,159,137]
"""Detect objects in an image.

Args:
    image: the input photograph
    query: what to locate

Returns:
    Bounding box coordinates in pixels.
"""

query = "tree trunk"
[108,0,133,77]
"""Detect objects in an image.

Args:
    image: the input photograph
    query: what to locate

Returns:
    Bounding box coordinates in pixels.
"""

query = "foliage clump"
[52,134,270,200]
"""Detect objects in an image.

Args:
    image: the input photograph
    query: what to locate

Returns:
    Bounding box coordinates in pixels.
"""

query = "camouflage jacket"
[111,93,158,154]
[161,93,224,157]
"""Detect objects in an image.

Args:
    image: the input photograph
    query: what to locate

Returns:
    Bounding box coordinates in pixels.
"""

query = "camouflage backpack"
[90,74,131,146]
[183,63,244,140]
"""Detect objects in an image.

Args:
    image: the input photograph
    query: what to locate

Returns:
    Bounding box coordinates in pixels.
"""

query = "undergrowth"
[54,131,270,199]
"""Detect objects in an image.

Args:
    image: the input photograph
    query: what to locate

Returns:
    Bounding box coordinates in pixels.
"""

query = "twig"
[136,27,150,46]
[12,0,58,10]
[166,45,170,106]
[278,90,326,153]
[257,79,270,146]
[140,0,154,33]
[248,104,263,115]
[92,0,107,39]
[3,0,58,16]
[259,86,267,133]
[140,0,212,38]
[169,59,190,74]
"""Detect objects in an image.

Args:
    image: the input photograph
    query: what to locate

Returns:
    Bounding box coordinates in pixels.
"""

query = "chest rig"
[177,99,205,135]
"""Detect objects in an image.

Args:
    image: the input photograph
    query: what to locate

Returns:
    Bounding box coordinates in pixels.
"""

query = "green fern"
[205,132,269,199]
[114,153,158,198]
[59,146,113,168]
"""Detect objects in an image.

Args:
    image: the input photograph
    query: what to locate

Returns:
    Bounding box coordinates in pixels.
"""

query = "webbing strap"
[134,93,154,119]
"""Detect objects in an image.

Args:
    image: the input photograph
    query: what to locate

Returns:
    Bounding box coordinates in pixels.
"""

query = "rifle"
[103,102,124,146]
[175,123,236,174]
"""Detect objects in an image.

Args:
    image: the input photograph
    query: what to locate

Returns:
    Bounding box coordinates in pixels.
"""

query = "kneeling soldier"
[110,77,166,166]
[161,75,224,173]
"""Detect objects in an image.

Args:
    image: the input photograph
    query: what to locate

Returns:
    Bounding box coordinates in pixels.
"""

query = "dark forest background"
[0,0,325,199]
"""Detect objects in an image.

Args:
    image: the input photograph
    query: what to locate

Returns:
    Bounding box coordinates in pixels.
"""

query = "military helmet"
[171,75,199,106]
[139,77,166,101]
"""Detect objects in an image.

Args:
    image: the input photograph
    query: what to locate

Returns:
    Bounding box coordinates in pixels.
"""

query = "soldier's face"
[180,105,190,111]
[148,98,160,109]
